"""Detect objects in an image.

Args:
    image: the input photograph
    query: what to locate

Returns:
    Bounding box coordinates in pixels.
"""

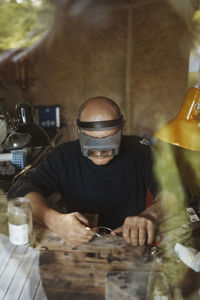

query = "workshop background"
[0,0,196,141]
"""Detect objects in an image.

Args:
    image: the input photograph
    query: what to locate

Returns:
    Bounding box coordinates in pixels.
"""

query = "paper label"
[8,223,29,245]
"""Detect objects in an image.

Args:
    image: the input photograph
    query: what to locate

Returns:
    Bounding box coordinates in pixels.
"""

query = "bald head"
[78,97,121,122]
[77,97,122,166]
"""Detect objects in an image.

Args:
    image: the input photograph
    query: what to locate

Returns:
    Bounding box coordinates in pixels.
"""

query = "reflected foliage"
[0,0,53,52]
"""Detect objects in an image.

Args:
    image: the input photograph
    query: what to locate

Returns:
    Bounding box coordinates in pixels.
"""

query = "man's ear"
[74,120,80,132]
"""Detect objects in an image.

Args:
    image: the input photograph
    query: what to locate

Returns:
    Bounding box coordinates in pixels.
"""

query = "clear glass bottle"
[7,197,32,245]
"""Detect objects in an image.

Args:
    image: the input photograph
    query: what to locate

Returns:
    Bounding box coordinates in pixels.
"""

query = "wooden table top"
[1,192,200,300]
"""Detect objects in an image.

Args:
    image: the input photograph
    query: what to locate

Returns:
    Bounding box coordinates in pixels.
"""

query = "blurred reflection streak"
[0,233,47,300]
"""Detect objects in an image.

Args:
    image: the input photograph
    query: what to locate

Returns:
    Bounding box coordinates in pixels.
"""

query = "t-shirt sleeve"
[8,148,62,199]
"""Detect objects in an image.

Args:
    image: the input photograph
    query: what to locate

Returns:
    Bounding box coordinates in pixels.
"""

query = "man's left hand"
[113,215,155,246]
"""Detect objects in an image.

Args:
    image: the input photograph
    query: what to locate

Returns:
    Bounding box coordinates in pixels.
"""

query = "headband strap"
[76,115,125,131]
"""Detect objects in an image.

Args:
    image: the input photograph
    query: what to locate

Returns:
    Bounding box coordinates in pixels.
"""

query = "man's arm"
[25,192,95,245]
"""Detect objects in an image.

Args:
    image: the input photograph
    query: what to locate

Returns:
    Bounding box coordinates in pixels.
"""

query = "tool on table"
[86,226,115,238]
[142,235,163,263]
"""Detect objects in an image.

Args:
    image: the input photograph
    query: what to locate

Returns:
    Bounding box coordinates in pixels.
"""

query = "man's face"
[81,128,119,166]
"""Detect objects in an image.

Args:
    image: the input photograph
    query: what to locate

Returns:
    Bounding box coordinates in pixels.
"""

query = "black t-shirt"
[8,135,157,229]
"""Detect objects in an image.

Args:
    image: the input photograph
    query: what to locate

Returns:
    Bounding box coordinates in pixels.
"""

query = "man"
[8,97,163,246]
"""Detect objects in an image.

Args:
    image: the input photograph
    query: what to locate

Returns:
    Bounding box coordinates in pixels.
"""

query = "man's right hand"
[53,212,96,245]
[23,192,96,246]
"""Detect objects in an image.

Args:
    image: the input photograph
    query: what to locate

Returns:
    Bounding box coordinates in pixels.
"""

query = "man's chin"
[89,156,114,165]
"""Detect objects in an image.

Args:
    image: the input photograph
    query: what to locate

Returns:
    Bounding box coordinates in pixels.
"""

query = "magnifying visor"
[76,115,124,157]
[78,130,122,157]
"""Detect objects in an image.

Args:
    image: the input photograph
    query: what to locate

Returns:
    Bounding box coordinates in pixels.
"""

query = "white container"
[8,197,32,245]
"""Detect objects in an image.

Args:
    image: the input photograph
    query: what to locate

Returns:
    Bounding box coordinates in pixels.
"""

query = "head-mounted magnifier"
[76,115,125,157]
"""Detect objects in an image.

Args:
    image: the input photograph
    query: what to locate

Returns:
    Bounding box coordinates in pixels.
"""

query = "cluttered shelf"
[0,98,69,193]
[0,126,67,193]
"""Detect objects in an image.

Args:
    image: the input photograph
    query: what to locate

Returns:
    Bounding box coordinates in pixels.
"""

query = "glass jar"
[7,197,32,245]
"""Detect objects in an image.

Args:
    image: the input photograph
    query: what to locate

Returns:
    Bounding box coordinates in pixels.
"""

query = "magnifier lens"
[88,150,101,157]
[93,226,113,236]
[2,132,32,150]
[88,149,115,157]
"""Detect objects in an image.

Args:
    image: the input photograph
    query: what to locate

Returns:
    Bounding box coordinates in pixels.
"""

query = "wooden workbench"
[1,191,200,300]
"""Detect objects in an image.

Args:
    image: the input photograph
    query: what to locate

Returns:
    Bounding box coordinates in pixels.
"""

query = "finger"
[75,212,89,226]
[123,225,131,244]
[71,238,90,245]
[130,226,138,246]
[80,234,94,243]
[146,222,155,245]
[72,220,95,239]
[70,231,95,245]
[138,225,146,246]
[85,226,97,237]
[82,227,96,239]
[111,231,118,236]
[113,226,123,233]
[112,226,123,236]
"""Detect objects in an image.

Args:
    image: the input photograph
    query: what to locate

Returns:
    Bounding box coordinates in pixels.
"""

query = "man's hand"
[24,192,96,246]
[113,215,155,246]
[53,212,96,245]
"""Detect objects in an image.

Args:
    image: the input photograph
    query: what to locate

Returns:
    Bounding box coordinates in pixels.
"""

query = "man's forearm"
[139,192,169,224]
[24,192,61,232]
[140,199,163,225]
[140,191,180,224]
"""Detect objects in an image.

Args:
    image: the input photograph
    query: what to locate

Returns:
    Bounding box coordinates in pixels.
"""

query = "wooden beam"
[124,5,133,134]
